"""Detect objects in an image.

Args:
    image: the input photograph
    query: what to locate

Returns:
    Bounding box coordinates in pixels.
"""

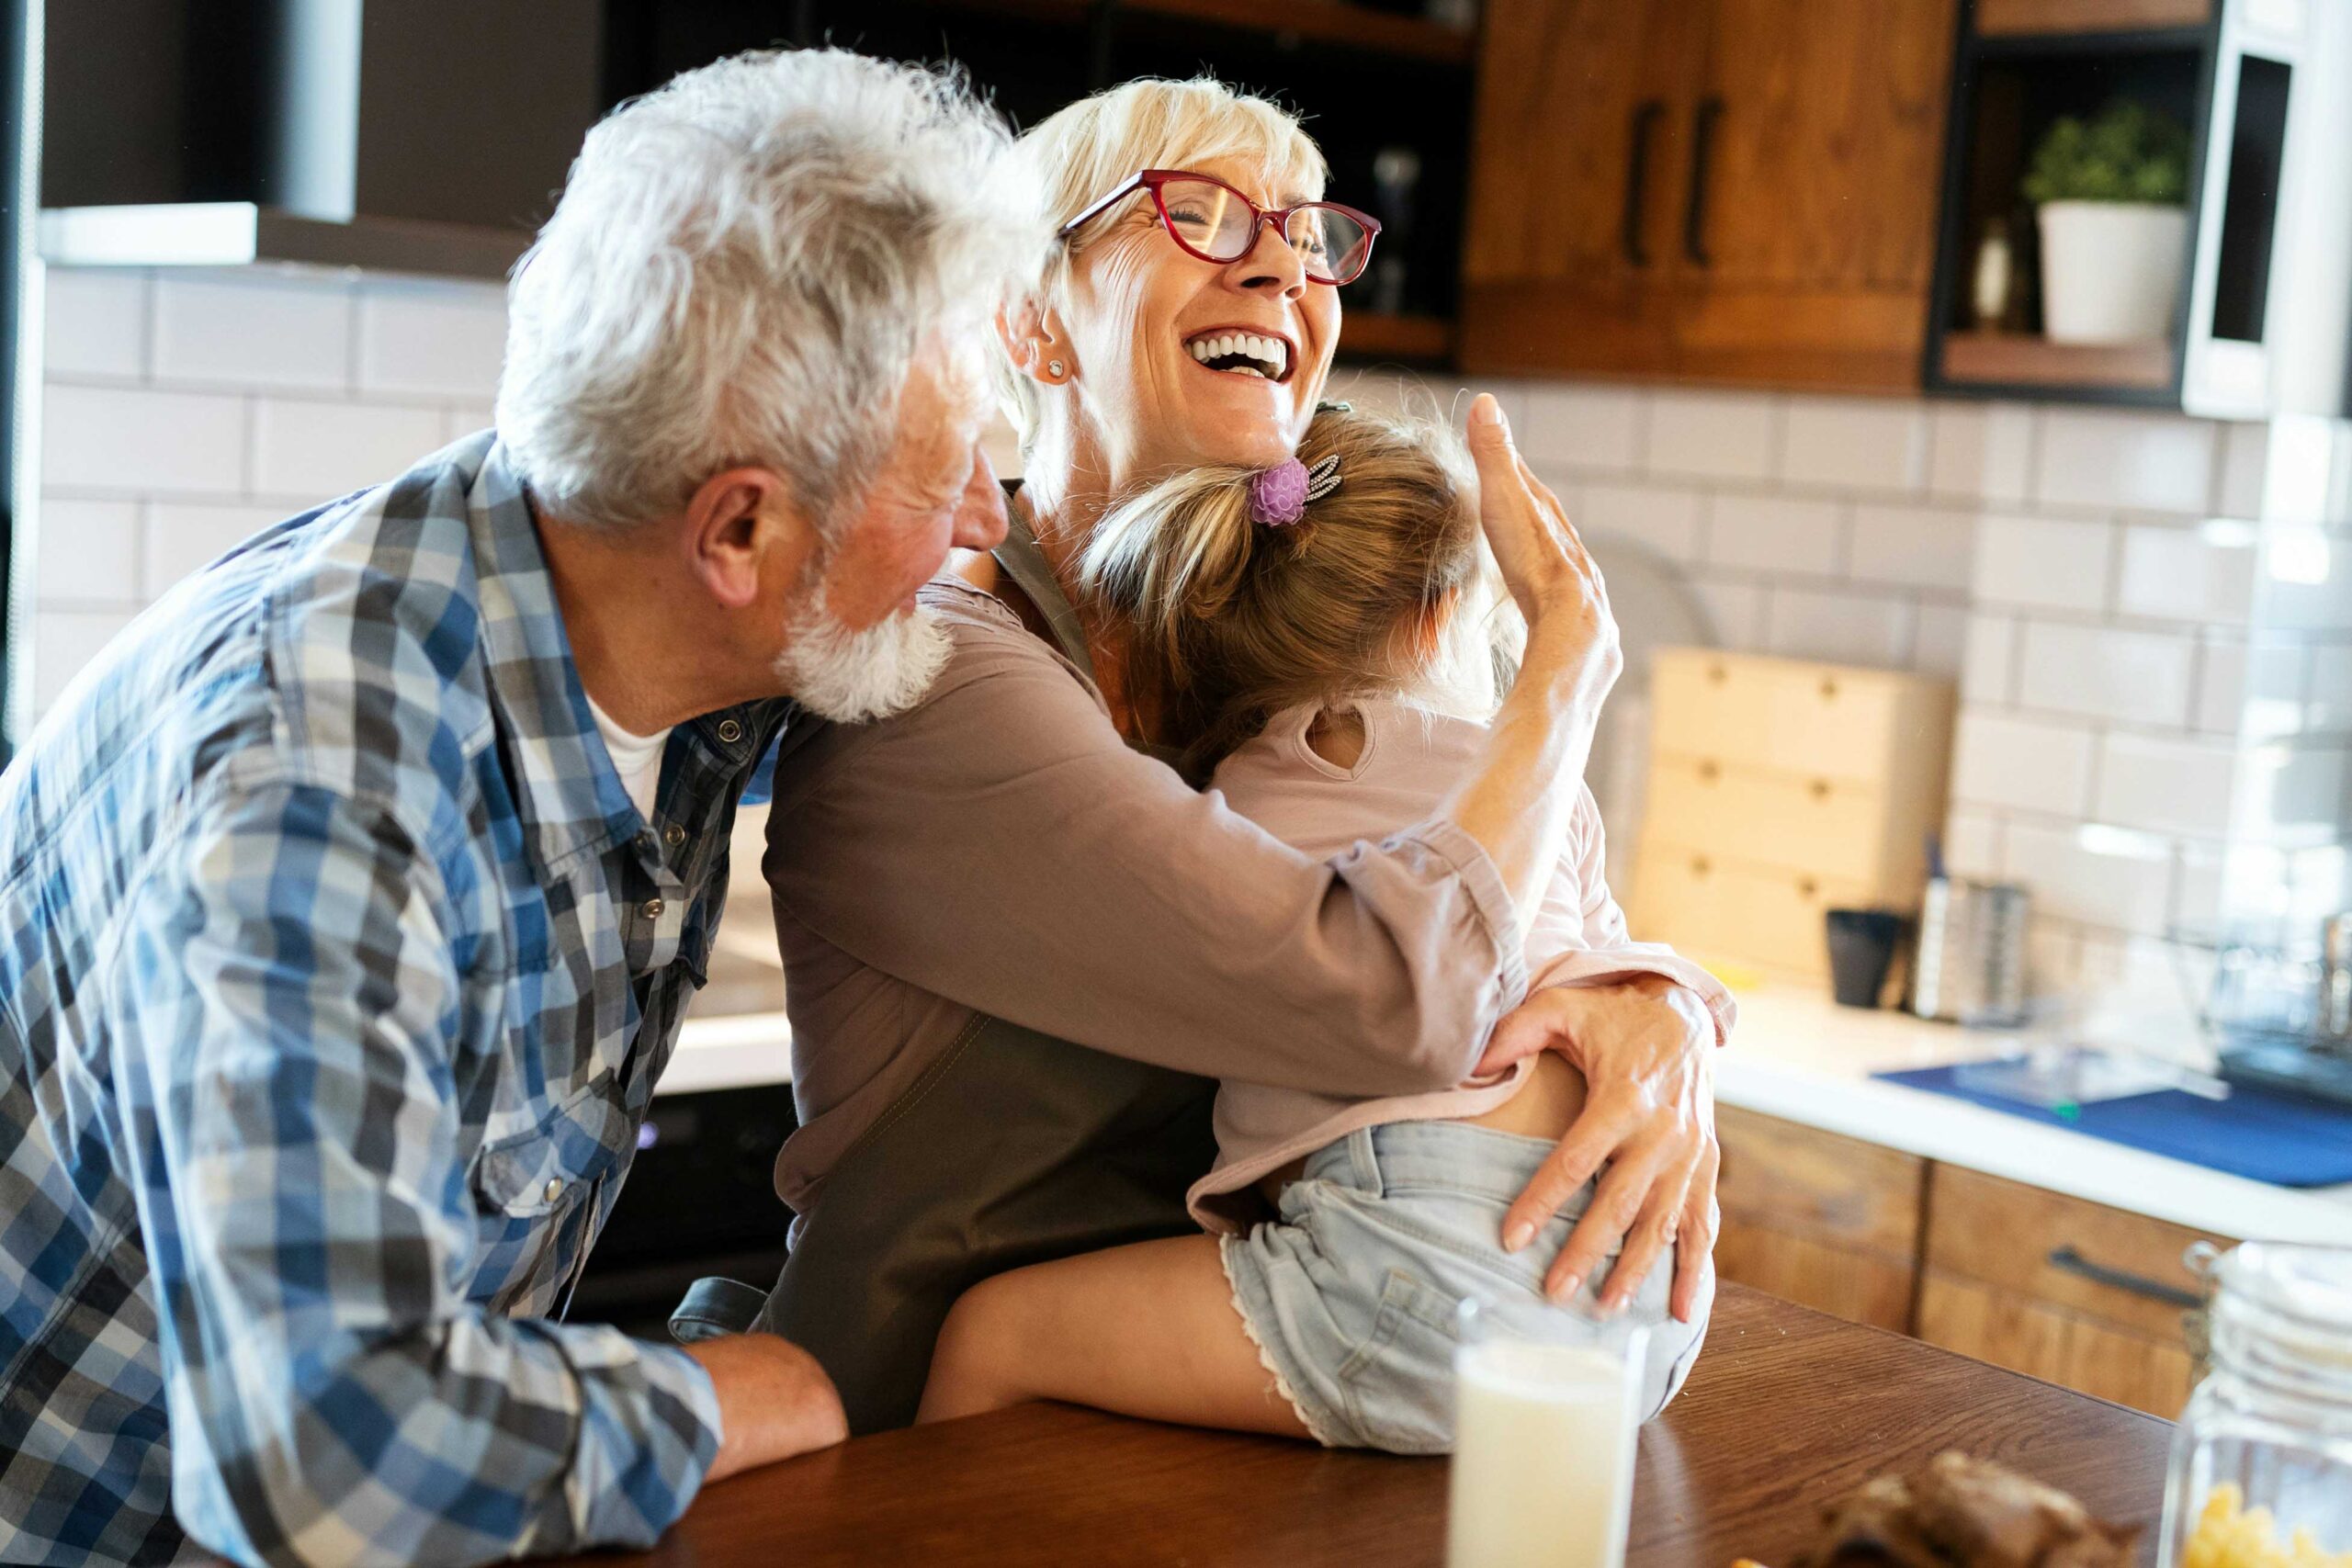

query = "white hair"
[496,48,1048,534]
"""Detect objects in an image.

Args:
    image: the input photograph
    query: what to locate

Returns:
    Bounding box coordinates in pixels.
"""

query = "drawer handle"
[1798,876,1818,898]
[1708,662,1728,685]
[1808,779,1830,800]
[1698,760,1721,782]
[1819,677,1839,700]
[1691,856,1712,876]
[2046,1246,2202,1310]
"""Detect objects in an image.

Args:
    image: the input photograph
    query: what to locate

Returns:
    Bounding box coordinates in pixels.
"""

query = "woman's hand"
[1477,976,1720,1324]
[1463,393,1622,706]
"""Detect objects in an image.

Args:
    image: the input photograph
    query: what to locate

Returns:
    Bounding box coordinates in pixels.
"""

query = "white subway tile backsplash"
[1781,397,1927,492]
[1960,613,2016,704]
[1971,514,2112,612]
[1914,603,1969,680]
[2001,818,2174,938]
[1578,481,1703,562]
[251,399,447,502]
[43,268,148,379]
[2241,742,2351,840]
[445,404,497,446]
[2306,644,2352,735]
[2034,408,2216,514]
[1645,389,1777,480]
[1951,709,2096,816]
[1928,401,2034,503]
[354,284,508,399]
[43,385,247,496]
[145,502,289,596]
[1521,384,1645,472]
[1942,807,2004,879]
[153,275,350,390]
[33,610,138,716]
[1704,494,1843,575]
[2093,731,2238,837]
[1848,504,1975,591]
[32,500,141,605]
[2215,422,2269,520]
[2016,619,2196,728]
[2115,524,2259,625]
[1764,585,1914,669]
[1689,576,1766,648]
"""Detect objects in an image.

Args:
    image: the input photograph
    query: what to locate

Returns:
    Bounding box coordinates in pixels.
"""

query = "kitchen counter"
[535,1283,2172,1568]
[1719,977,2352,1245]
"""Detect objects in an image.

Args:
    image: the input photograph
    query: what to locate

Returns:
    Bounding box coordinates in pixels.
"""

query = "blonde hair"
[1000,78,1327,452]
[1079,405,1498,777]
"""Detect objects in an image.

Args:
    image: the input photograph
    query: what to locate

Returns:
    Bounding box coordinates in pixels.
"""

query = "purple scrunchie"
[1248,458,1310,526]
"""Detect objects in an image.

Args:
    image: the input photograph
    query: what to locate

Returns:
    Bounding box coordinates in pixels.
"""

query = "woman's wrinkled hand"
[1477,976,1720,1324]
[1462,393,1622,705]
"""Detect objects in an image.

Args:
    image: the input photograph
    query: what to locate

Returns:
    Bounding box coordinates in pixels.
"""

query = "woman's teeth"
[1186,333,1286,380]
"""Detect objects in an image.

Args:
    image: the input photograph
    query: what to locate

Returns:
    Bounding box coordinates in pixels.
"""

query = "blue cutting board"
[1872,1065,2352,1188]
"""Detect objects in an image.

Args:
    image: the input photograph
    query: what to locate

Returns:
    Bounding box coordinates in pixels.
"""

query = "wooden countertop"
[547,1284,2174,1567]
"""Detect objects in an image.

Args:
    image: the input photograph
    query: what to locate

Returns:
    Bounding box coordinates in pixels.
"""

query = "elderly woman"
[729,77,1727,1435]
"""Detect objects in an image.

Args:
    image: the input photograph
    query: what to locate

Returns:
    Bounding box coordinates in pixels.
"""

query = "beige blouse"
[761,578,1532,1228]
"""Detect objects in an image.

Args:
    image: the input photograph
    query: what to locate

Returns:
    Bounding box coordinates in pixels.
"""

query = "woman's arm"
[767,398,1616,1101]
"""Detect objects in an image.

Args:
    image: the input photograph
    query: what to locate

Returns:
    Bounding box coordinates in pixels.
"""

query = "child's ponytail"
[1077,406,1487,777]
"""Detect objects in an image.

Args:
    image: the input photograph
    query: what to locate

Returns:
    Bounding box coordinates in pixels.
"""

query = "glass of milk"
[1446,1297,1649,1568]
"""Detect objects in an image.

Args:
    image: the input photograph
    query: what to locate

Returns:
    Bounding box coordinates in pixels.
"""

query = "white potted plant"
[2022,100,2194,344]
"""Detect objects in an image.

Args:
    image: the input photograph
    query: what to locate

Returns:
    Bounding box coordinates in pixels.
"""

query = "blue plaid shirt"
[0,433,788,1565]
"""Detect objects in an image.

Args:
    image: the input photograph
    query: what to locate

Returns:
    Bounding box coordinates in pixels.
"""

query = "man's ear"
[997,297,1070,384]
[683,467,810,612]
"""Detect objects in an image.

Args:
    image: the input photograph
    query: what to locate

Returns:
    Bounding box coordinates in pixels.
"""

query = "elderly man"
[0,50,1036,1566]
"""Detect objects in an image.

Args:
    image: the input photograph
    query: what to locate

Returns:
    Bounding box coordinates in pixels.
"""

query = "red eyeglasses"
[1058,169,1382,287]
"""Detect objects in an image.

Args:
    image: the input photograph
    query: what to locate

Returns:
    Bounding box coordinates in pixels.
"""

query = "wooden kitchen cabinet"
[1913,1166,2232,1416]
[1712,1111,2236,1416]
[1713,1105,1924,1332]
[1460,0,1959,389]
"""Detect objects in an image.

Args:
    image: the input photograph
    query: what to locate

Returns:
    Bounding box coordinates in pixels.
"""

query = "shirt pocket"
[469,1081,631,1219]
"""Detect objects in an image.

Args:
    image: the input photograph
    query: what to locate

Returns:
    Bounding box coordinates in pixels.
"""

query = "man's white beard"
[773,589,952,725]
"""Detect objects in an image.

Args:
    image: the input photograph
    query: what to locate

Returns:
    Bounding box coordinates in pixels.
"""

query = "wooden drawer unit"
[1634,650,1954,977]
[1646,758,1888,885]
[1915,1166,2235,1416]
[1713,1106,1924,1332]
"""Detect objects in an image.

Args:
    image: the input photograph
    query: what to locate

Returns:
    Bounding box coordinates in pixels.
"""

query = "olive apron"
[669,502,1219,1436]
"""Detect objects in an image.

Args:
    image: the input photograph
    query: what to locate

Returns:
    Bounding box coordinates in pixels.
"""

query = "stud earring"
[1047,359,1067,380]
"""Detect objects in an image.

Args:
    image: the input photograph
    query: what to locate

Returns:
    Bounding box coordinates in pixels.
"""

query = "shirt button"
[662,824,685,849]
[642,898,665,921]
[716,718,744,744]
[544,1179,565,1202]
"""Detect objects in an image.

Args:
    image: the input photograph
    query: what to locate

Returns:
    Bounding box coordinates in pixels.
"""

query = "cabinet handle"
[1683,95,1724,266]
[1809,779,1830,800]
[1622,99,1665,266]
[1698,759,1721,782]
[1798,876,1818,898]
[2046,1246,2203,1310]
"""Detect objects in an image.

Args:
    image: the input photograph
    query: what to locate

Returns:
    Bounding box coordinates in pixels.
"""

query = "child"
[914,404,1733,1452]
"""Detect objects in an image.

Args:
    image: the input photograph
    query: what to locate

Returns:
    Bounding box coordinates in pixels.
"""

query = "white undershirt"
[586,694,673,821]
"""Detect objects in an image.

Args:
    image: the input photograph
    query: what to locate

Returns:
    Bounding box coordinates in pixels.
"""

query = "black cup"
[1825,908,1905,1009]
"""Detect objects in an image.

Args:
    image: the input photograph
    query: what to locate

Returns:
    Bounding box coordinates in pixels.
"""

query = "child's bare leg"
[916,1234,1313,1439]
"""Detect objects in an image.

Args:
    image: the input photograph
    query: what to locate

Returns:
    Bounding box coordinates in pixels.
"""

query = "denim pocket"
[1334,1268,1464,1455]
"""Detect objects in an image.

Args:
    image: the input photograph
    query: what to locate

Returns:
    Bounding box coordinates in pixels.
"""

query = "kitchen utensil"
[1910,877,2029,1026]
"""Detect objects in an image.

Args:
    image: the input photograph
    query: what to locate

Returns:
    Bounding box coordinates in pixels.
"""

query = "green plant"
[2020,99,2193,205]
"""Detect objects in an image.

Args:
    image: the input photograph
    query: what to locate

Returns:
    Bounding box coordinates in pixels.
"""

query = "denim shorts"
[1218,1119,1710,1454]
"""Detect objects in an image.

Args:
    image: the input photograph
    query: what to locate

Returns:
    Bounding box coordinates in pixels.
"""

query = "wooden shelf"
[1973,0,2212,38]
[1135,0,1473,63]
[927,0,1475,64]
[1336,310,1454,364]
[1939,330,2175,391]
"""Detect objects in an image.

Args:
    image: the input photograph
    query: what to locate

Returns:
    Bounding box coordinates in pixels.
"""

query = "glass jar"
[2160,1243,2352,1568]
